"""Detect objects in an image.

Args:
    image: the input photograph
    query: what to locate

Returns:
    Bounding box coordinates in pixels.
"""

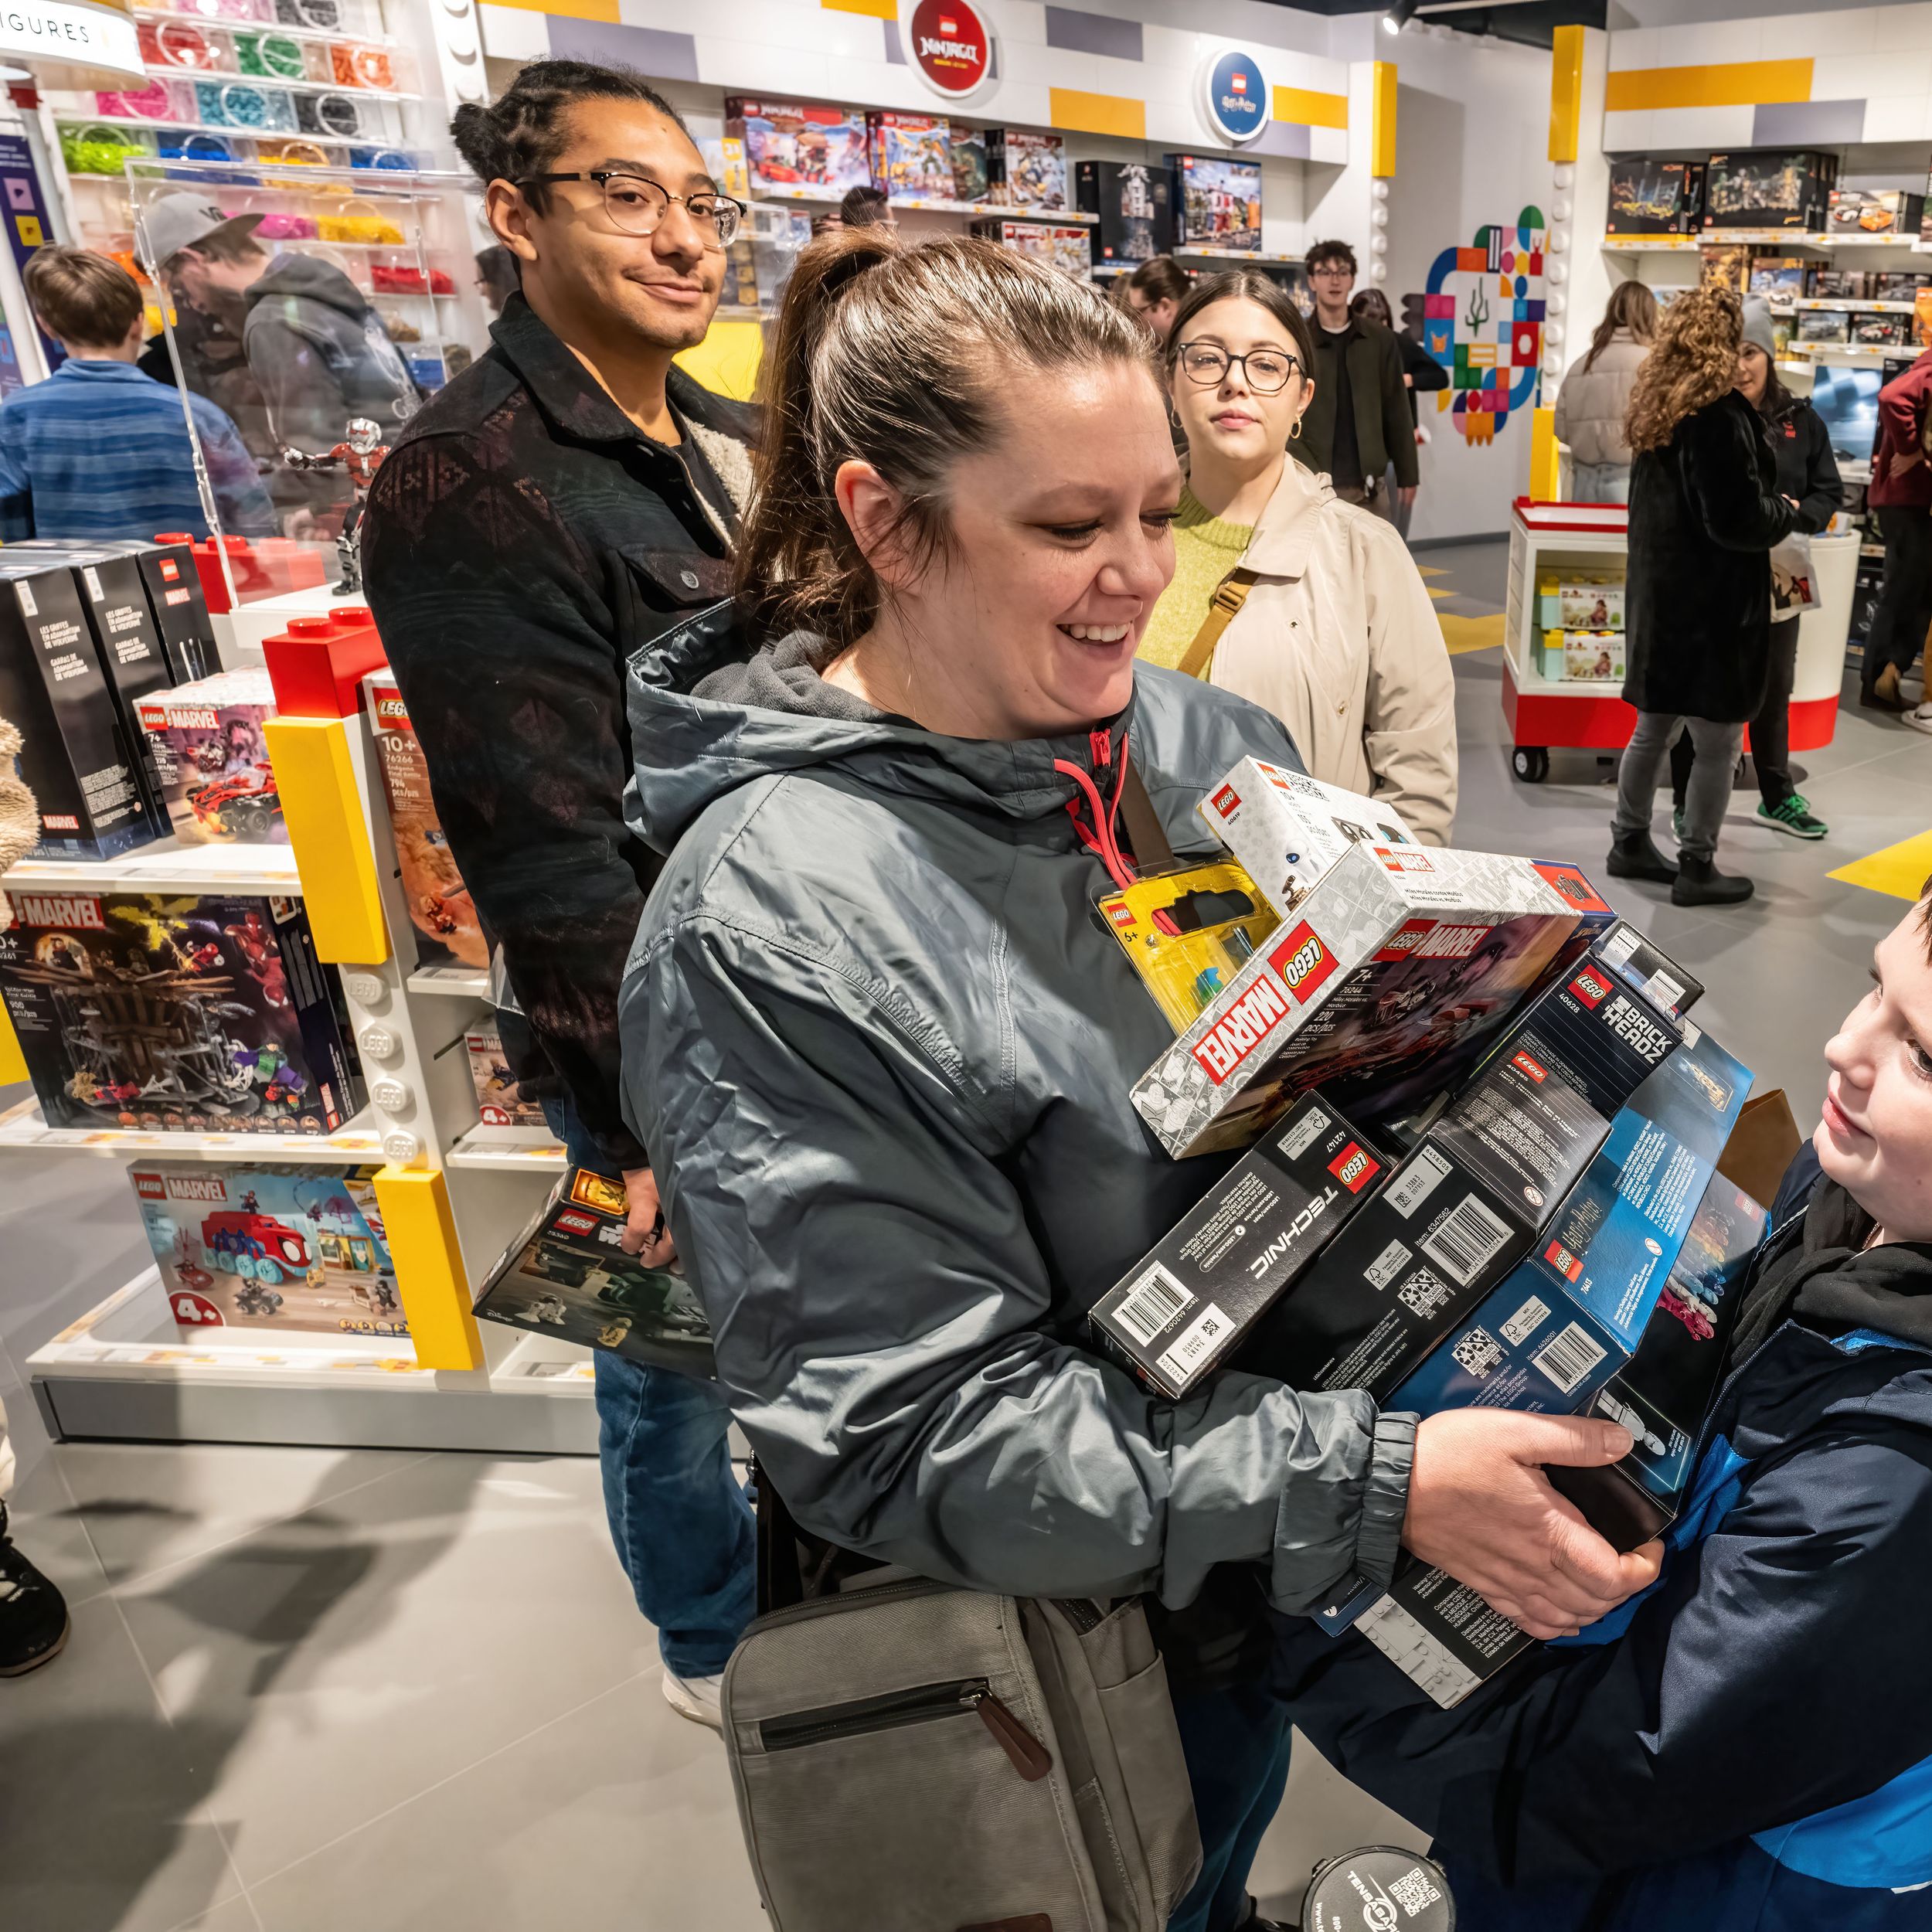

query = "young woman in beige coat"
[1137,269,1458,844]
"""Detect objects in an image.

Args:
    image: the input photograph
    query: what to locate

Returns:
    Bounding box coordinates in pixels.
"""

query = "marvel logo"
[1209,782,1240,818]
[1328,1142,1379,1192]
[1511,1050,1548,1083]
[11,892,104,930]
[1268,921,1338,1003]
[554,1209,598,1236]
[1570,966,1612,1009]
[134,1172,167,1200]
[1192,976,1290,1083]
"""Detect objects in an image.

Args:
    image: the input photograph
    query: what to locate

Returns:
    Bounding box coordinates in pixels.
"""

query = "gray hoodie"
[617,611,1416,1668]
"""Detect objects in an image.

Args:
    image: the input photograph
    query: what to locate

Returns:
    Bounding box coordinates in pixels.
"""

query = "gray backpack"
[723,1553,1202,1932]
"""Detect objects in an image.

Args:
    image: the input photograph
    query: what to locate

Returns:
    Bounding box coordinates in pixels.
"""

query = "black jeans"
[1865,505,1932,697]
[1671,614,1800,809]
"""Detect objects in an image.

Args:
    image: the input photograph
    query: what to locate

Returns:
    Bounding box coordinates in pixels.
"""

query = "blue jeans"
[1168,1681,1295,1932]
[543,1096,756,1677]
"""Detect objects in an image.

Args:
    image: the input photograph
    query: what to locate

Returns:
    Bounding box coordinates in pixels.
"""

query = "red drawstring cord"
[1056,732,1179,934]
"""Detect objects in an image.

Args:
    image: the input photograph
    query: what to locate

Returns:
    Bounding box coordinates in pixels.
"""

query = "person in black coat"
[1609,284,1796,907]
[1670,298,1842,843]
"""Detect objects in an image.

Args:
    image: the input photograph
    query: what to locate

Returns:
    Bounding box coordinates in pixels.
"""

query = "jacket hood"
[247,250,370,320]
[624,603,1134,854]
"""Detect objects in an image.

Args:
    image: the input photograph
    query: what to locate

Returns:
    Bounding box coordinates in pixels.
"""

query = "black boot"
[0,1502,70,1676]
[1607,828,1678,884]
[1672,854,1753,907]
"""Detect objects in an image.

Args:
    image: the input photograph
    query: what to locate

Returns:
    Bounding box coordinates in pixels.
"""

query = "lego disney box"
[130,1160,406,1338]
[0,887,364,1134]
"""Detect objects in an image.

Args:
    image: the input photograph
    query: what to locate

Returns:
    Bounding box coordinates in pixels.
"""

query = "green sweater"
[1138,487,1254,675]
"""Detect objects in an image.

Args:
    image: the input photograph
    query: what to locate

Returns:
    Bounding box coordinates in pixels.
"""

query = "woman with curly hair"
[1608,283,1794,906]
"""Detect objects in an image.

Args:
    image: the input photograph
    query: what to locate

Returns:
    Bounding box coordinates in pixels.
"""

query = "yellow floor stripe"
[1828,827,1932,902]
[1437,612,1506,655]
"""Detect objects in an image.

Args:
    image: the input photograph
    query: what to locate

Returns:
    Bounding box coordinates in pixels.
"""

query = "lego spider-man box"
[130,1160,406,1338]
[0,888,364,1134]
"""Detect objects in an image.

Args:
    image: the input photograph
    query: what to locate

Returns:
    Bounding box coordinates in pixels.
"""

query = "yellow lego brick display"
[263,715,389,965]
[373,1164,485,1371]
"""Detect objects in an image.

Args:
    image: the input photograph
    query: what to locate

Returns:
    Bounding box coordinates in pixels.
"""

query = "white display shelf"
[406,964,488,999]
[136,62,418,101]
[447,1121,567,1172]
[131,5,401,53]
[1794,298,1918,313]
[4,835,302,896]
[0,1094,384,1162]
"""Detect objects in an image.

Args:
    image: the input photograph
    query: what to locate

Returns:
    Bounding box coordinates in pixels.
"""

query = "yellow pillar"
[1371,60,1398,178]
[373,1164,485,1370]
[263,715,389,964]
[1549,23,1585,164]
[1530,406,1561,501]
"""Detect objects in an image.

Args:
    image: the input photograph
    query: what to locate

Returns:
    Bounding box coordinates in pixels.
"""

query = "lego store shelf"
[0,1094,384,1162]
[3,836,304,896]
[447,1121,568,1173]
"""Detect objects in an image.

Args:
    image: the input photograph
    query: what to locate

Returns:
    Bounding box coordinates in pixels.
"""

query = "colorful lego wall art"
[1420,207,1546,446]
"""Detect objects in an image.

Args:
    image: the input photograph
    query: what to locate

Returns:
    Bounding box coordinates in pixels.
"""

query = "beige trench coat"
[1204,457,1459,845]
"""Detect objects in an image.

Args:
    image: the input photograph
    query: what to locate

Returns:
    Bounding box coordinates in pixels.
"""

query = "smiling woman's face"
[1166,295,1312,471]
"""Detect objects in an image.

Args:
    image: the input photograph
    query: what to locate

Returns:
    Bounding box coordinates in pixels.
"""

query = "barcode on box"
[1387,1146,1451,1219]
[1532,1321,1607,1395]
[1110,1261,1193,1349]
[1281,1104,1332,1158]
[1420,1194,1512,1286]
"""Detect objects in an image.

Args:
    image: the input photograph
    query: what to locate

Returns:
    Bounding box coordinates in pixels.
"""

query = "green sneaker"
[1757,794,1827,840]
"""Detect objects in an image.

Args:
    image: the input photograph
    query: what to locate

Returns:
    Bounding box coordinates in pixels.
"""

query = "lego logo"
[1209,783,1240,818]
[1570,966,1611,1009]
[134,1172,166,1199]
[1328,1143,1379,1192]
[1511,1050,1548,1083]
[1267,921,1337,1002]
[555,1209,598,1235]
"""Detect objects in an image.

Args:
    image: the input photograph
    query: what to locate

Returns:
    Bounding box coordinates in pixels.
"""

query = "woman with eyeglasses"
[1136,270,1458,843]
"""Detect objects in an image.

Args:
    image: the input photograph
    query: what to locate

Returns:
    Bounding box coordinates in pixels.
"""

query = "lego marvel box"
[1090,1094,1382,1397]
[868,111,952,199]
[987,128,1066,209]
[1077,159,1173,265]
[474,1166,715,1374]
[1196,759,1416,920]
[136,671,284,846]
[1170,153,1262,251]
[366,670,485,973]
[1133,843,1579,1158]
[0,888,364,1134]
[131,1160,406,1338]
[725,97,870,199]
[0,556,153,861]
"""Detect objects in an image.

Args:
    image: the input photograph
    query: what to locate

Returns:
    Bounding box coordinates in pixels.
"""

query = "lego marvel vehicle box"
[0,555,153,861]
[0,888,364,1134]
[130,1160,406,1338]
[1132,842,1578,1159]
[474,1166,715,1374]
[1089,1094,1382,1397]
[366,671,485,973]
[1196,759,1416,920]
[1076,159,1174,265]
[136,672,284,846]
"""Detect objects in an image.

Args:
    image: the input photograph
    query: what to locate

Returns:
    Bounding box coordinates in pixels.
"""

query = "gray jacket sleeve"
[624,910,1416,1614]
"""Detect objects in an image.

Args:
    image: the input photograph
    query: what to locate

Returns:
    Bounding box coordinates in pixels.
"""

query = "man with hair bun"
[361,60,758,1733]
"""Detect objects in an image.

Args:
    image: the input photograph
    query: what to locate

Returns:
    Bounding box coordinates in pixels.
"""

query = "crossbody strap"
[1175,567,1258,682]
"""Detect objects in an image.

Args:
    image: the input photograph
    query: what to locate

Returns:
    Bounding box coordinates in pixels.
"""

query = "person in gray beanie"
[1670,295,1842,842]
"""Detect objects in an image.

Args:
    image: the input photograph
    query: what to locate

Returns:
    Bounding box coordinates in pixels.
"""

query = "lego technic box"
[135,671,284,846]
[1132,842,1580,1158]
[131,1160,406,1338]
[1090,1094,1383,1397]
[1170,153,1262,250]
[474,1166,715,1374]
[0,888,364,1134]
[366,671,485,974]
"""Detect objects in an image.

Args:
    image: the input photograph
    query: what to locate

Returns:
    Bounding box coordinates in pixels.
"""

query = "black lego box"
[1604,156,1705,235]
[1076,159,1174,265]
[1090,1095,1383,1397]
[1549,1171,1768,1549]
[0,555,153,860]
[474,1166,716,1374]
[0,886,364,1134]
[1240,953,1682,1401]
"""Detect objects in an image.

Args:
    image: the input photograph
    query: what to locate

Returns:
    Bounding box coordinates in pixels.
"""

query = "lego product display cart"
[1502,498,1857,782]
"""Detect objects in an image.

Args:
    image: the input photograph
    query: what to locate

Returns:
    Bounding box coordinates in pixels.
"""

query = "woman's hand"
[1403,1409,1665,1640]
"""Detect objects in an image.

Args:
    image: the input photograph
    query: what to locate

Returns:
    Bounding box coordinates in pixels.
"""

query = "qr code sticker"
[1450,1328,1503,1380]
[1398,1267,1451,1317]
[1388,1866,1444,1917]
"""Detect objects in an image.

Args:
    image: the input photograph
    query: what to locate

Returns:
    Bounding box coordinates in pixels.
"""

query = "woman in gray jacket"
[620,230,1658,1932]
[1553,281,1657,502]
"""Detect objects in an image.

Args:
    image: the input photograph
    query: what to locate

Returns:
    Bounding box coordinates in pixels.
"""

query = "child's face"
[1817,904,1932,1239]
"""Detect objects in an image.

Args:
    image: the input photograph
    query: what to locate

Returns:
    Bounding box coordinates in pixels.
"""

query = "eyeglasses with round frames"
[516,170,747,248]
[1176,342,1303,394]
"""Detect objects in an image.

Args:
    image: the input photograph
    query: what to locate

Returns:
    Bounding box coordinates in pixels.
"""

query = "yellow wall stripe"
[372,1165,485,1371]
[1275,83,1349,132]
[1606,58,1811,112]
[1530,405,1560,502]
[0,1000,26,1086]
[1369,63,1396,175]
[1549,22,1584,164]
[262,716,390,965]
[823,0,896,15]
[1049,87,1146,140]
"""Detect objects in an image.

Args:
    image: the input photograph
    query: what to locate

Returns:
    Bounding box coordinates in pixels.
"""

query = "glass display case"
[123,155,489,605]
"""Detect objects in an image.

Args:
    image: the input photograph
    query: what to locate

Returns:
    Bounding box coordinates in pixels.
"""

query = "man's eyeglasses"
[1176,342,1303,394]
[517,171,747,248]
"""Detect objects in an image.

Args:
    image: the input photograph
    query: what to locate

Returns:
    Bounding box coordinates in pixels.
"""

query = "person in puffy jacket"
[1553,280,1655,502]
[1269,886,1932,1932]
[617,228,1658,1932]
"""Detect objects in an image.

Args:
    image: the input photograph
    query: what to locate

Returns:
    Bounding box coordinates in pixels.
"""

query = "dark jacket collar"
[487,292,748,451]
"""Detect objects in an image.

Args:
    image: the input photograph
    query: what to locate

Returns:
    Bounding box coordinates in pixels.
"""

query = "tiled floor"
[1,540,1924,1930]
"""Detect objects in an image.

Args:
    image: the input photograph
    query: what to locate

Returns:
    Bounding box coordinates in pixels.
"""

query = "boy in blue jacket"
[1273,893,1932,1930]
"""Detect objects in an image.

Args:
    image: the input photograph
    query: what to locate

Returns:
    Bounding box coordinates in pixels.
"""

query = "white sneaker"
[662,1665,726,1732]
[1905,702,1932,737]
